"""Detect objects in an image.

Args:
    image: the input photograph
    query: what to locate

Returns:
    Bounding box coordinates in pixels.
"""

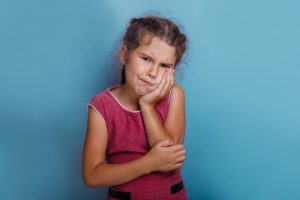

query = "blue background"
[1,0,299,199]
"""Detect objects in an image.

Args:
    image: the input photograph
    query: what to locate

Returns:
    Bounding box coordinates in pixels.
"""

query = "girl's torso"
[87,85,188,200]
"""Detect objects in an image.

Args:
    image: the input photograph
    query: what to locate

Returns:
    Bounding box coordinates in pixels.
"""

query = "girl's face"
[120,35,176,96]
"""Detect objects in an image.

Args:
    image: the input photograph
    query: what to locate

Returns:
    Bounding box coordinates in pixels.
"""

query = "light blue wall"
[1,0,299,199]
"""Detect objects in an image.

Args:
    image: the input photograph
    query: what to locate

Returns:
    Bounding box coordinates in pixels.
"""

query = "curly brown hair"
[120,15,188,84]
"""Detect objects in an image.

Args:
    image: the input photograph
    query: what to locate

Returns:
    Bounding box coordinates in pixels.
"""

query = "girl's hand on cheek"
[139,68,175,108]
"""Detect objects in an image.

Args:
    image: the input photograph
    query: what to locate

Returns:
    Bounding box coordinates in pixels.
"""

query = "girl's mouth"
[141,79,155,86]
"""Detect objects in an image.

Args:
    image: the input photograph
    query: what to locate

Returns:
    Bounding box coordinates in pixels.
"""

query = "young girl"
[82,15,188,200]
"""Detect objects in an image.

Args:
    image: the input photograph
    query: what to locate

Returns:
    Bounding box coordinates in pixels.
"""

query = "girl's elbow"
[83,175,106,188]
[83,172,96,188]
[83,171,112,188]
[84,180,96,189]
[82,170,104,188]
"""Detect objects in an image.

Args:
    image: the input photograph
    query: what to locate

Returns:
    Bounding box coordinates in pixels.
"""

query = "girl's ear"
[119,45,128,65]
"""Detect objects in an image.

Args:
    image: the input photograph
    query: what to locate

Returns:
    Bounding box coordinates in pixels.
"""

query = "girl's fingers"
[160,69,169,95]
[161,68,171,95]
[164,68,174,96]
[167,68,172,90]
[156,69,167,93]
[167,144,185,153]
[170,68,174,87]
[176,155,186,163]
[174,149,186,157]
[168,68,174,90]
[161,69,168,83]
[173,162,183,170]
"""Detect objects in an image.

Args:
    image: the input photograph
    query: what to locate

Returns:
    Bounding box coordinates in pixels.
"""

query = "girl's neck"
[115,84,141,110]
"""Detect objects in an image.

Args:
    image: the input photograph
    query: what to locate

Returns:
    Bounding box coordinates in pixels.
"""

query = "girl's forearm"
[84,155,152,188]
[140,105,173,147]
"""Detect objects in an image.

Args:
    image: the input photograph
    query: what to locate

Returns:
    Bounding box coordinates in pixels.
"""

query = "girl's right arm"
[82,107,186,188]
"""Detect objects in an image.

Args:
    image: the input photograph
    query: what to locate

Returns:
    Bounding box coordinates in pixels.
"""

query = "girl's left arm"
[140,83,186,147]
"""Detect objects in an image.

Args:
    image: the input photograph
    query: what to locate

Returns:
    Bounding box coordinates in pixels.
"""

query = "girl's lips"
[141,79,155,86]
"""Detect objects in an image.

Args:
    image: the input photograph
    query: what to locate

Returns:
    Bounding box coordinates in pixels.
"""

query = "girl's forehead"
[135,36,176,62]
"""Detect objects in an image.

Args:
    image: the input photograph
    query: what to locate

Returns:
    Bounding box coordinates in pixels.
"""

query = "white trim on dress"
[106,85,141,113]
[86,103,107,125]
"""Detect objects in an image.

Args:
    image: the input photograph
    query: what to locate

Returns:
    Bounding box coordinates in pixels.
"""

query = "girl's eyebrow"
[138,52,174,66]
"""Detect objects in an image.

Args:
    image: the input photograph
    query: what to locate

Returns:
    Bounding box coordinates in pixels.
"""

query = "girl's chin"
[137,85,152,95]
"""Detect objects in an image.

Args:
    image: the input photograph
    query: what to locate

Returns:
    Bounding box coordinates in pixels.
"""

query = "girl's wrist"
[140,103,155,113]
[142,154,154,174]
[139,100,154,110]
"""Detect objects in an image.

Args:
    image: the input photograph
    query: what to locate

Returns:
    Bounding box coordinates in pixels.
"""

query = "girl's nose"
[147,65,159,79]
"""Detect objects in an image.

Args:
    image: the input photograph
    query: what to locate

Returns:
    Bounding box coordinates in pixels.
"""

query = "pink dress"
[87,85,188,200]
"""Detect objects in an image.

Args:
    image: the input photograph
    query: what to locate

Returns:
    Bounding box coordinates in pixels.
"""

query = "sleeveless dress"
[87,85,188,200]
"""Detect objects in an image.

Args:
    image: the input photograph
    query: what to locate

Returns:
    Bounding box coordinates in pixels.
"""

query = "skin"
[82,35,186,188]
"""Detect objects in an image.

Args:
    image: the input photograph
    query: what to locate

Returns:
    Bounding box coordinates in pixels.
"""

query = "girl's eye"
[160,64,169,68]
[142,57,150,62]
